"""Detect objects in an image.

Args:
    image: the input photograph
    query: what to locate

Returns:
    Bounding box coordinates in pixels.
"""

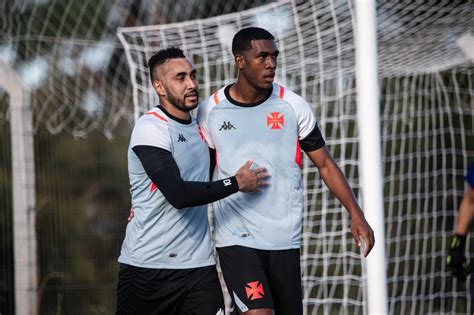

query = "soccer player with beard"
[116,47,270,314]
[198,28,375,314]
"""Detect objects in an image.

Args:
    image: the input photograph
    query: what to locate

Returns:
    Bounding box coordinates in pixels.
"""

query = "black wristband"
[212,176,239,194]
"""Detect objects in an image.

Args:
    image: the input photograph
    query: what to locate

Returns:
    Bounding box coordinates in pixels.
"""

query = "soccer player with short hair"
[198,27,375,314]
[116,47,270,315]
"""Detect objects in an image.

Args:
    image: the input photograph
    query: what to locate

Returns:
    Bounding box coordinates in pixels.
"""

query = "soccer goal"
[118,0,474,314]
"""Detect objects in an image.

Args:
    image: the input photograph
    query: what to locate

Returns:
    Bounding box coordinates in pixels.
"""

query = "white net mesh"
[1,0,274,137]
[1,1,132,137]
[1,0,473,313]
[0,1,278,314]
[118,0,474,314]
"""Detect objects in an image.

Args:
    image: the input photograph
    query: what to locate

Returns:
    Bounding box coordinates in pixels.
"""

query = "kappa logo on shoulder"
[219,121,236,131]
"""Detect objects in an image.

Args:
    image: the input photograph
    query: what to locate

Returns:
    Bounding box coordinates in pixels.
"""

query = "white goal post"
[354,0,388,314]
[0,60,38,315]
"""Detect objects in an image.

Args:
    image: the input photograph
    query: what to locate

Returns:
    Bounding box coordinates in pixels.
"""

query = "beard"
[165,87,199,112]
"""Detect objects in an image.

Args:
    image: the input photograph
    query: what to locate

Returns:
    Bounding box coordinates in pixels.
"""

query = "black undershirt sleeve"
[133,145,238,209]
[209,148,216,178]
[299,122,326,152]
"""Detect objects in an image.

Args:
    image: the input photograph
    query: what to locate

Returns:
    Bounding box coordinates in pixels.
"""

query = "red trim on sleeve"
[279,85,285,99]
[198,127,206,142]
[150,182,158,192]
[213,91,220,105]
[147,111,168,122]
[295,140,302,169]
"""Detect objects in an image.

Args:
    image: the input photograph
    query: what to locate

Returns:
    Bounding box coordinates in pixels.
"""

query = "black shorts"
[217,246,302,315]
[116,264,224,315]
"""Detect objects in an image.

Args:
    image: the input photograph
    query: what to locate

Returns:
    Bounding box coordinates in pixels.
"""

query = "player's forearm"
[455,187,474,235]
[133,145,238,209]
[319,159,363,218]
[307,147,363,218]
[170,177,238,209]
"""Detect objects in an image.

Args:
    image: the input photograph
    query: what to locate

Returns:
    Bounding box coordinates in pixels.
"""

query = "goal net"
[118,0,474,314]
[1,0,277,314]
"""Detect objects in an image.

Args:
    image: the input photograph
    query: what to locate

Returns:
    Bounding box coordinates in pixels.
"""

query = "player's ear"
[235,54,245,70]
[153,80,166,97]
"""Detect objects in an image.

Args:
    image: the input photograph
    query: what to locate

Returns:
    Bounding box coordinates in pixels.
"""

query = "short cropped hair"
[231,27,275,56]
[148,47,185,82]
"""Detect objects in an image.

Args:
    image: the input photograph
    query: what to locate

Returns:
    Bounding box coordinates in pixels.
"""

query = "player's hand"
[235,160,270,193]
[350,211,375,257]
[447,234,469,279]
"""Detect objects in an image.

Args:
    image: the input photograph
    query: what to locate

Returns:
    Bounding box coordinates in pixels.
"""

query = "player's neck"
[230,79,271,104]
[159,101,191,122]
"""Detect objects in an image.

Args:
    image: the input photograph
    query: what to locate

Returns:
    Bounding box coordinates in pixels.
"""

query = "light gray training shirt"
[198,83,321,250]
[118,107,215,269]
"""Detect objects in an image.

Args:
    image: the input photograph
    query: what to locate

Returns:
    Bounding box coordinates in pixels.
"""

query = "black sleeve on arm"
[133,145,238,209]
[300,123,326,152]
[209,148,216,178]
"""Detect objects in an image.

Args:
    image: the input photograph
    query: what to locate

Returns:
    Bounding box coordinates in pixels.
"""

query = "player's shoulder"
[197,86,227,117]
[466,160,474,187]
[134,107,170,133]
[131,107,172,147]
[272,83,311,110]
[138,107,169,123]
